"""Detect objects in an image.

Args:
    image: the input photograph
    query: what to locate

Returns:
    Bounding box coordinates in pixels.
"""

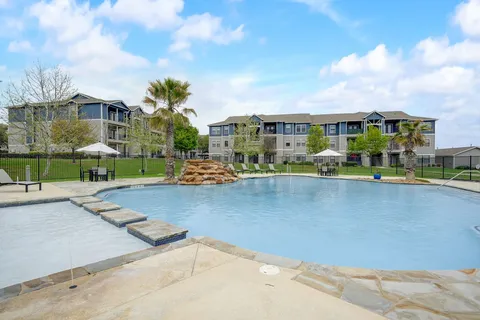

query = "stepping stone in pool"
[70,196,103,207]
[100,209,147,228]
[127,220,188,246]
[83,201,121,215]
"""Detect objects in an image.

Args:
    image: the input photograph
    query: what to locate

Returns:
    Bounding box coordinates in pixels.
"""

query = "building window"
[425,138,431,147]
[284,124,292,134]
[296,124,307,134]
[330,140,335,149]
[224,155,229,162]
[224,140,229,147]
[212,140,221,148]
[211,127,221,135]
[285,141,291,147]
[264,124,276,134]
[386,124,393,134]
[330,157,335,163]
[301,140,305,147]
[329,125,336,134]
[423,122,432,130]
[296,141,301,147]
[212,155,221,161]
[296,155,306,162]
[223,126,229,135]
[285,154,291,162]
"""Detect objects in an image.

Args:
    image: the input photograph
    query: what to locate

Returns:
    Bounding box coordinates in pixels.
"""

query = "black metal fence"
[0,153,167,181]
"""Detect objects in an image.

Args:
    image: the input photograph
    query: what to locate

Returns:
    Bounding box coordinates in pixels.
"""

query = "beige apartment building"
[7,93,162,156]
[208,111,437,166]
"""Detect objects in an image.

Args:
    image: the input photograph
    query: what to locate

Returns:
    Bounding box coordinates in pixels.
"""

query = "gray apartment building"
[208,111,437,166]
[7,93,162,156]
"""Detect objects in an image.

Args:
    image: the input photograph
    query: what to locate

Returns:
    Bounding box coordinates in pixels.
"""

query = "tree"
[127,115,164,172]
[2,61,77,176]
[393,120,429,180]
[0,123,7,150]
[197,135,209,154]
[348,126,389,167]
[51,115,96,163]
[232,116,263,163]
[174,126,199,158]
[143,78,196,181]
[306,125,329,155]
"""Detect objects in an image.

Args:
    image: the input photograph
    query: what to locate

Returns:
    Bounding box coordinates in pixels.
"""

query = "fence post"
[421,156,424,178]
[37,155,40,181]
[442,157,445,179]
[396,157,398,175]
[141,154,145,175]
[470,156,472,181]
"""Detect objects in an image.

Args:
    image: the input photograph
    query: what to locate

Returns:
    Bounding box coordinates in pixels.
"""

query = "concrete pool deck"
[1,237,479,319]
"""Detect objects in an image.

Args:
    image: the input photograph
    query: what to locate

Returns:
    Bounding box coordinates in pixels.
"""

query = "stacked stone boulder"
[178,160,238,185]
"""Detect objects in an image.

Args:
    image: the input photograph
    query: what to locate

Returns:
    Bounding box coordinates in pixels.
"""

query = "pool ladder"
[437,170,480,189]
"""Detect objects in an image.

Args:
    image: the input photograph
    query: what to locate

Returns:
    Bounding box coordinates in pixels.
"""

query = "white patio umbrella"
[313,149,343,166]
[76,142,120,166]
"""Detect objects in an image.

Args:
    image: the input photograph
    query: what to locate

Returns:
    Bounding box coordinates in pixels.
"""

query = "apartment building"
[7,93,162,156]
[208,111,437,166]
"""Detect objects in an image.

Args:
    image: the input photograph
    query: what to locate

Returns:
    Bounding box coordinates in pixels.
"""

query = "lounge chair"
[241,163,251,173]
[228,164,243,174]
[0,169,42,193]
[266,164,282,174]
[253,164,266,174]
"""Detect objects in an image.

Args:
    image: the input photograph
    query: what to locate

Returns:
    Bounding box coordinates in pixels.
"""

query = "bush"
[293,161,314,166]
[455,165,471,170]
[341,161,358,167]
[390,163,404,168]
[283,160,288,165]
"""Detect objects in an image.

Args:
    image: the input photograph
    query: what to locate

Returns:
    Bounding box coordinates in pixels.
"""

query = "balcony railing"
[108,132,126,141]
[347,128,363,134]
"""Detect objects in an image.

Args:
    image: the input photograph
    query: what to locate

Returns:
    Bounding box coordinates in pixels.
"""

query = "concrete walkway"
[0,243,383,320]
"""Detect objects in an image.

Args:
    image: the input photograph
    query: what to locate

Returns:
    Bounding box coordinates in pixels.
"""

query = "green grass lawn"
[1,157,478,182]
[0,157,184,182]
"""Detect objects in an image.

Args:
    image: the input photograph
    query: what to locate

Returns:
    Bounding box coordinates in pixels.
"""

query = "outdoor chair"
[228,164,243,174]
[80,167,85,182]
[0,169,42,193]
[266,164,282,174]
[97,167,108,181]
[253,164,266,174]
[241,163,251,173]
[321,166,328,176]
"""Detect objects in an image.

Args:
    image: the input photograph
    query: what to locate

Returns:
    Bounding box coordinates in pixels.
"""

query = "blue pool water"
[99,177,480,270]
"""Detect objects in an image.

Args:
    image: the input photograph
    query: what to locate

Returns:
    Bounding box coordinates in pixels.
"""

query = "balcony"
[347,128,363,134]
[108,132,127,141]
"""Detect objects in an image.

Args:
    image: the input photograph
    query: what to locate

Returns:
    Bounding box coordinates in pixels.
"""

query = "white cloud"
[29,0,149,73]
[169,13,244,57]
[292,0,341,24]
[397,67,475,95]
[258,37,267,45]
[0,65,6,72]
[322,44,402,76]
[96,0,183,30]
[453,0,480,37]
[7,40,33,53]
[415,37,480,66]
[156,58,169,68]
[0,0,8,7]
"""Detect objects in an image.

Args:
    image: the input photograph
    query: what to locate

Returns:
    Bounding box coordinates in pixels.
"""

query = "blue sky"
[1,0,480,148]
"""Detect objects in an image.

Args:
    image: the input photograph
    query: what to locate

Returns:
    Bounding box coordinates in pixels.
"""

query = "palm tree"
[393,120,429,180]
[143,78,195,180]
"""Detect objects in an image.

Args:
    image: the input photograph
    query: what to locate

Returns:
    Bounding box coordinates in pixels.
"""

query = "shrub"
[341,161,358,167]
[455,165,470,170]
[390,163,404,168]
[283,160,288,165]
[295,161,314,165]
[436,163,442,167]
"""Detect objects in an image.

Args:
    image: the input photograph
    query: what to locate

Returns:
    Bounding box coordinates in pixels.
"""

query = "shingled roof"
[209,111,436,126]
[435,146,480,156]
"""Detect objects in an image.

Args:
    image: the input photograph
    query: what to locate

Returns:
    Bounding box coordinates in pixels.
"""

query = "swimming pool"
[99,176,480,270]
[0,202,150,288]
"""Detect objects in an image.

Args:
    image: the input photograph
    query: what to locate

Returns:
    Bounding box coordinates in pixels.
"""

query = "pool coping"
[1,236,479,318]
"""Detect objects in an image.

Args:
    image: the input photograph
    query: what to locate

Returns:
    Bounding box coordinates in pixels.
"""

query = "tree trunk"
[72,148,76,164]
[404,152,416,180]
[165,120,175,180]
[43,154,51,177]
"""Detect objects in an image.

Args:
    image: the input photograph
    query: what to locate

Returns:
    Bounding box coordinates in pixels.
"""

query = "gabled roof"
[435,146,480,156]
[209,111,437,126]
